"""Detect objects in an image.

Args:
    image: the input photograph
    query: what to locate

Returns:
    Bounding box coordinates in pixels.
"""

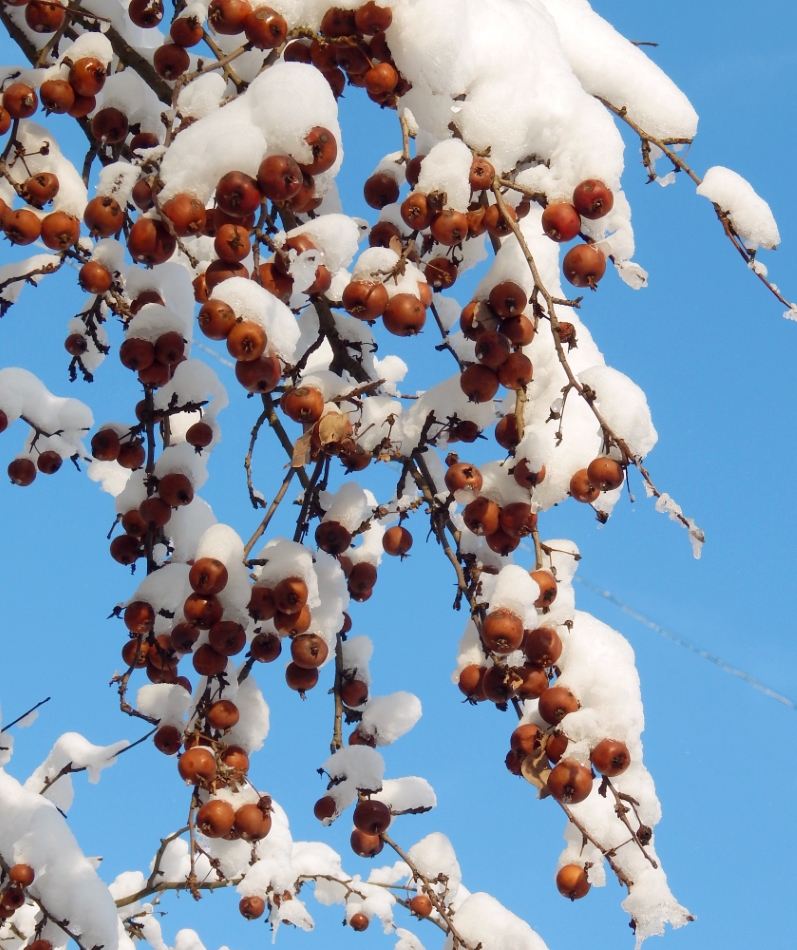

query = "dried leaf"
[318,411,350,447]
[291,430,313,468]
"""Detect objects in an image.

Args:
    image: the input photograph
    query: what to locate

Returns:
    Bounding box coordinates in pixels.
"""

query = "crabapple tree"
[0,3,789,950]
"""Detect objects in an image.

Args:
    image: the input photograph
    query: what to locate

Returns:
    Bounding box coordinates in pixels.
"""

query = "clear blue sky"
[1,2,795,950]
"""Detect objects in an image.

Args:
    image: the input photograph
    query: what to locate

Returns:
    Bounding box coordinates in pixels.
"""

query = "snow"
[444,892,548,950]
[540,0,699,141]
[696,166,781,250]
[0,769,120,950]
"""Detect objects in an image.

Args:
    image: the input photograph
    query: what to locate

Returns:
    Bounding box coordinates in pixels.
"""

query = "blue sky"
[1,2,796,949]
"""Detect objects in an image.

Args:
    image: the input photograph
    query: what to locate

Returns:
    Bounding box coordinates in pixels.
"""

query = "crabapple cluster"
[2,0,783,947]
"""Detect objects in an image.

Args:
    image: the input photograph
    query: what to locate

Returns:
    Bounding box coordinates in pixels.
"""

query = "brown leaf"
[520,746,551,796]
[318,411,350,447]
[291,430,313,468]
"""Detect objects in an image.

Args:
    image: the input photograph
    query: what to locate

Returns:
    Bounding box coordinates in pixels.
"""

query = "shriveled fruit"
[523,626,562,667]
[192,643,228,676]
[499,502,536,538]
[235,354,281,393]
[546,732,569,764]
[273,576,309,615]
[196,799,235,838]
[209,621,246,656]
[69,58,106,97]
[409,894,433,918]
[382,525,412,556]
[315,520,352,555]
[383,293,426,336]
[4,209,41,246]
[189,557,228,595]
[530,570,558,608]
[488,280,527,319]
[341,679,368,707]
[512,663,548,701]
[353,798,391,835]
[198,300,237,340]
[84,196,123,237]
[481,609,524,656]
[186,421,214,448]
[285,663,318,692]
[297,127,338,175]
[510,723,543,757]
[547,759,594,804]
[569,468,599,504]
[244,5,287,48]
[590,738,630,777]
[538,686,579,725]
[572,179,614,220]
[8,458,36,486]
[227,321,267,362]
[291,634,328,669]
[3,82,38,118]
[40,211,80,250]
[512,459,546,489]
[116,439,147,471]
[8,864,35,887]
[178,746,217,785]
[239,895,266,919]
[460,363,499,403]
[234,801,272,841]
[184,592,223,628]
[207,699,240,730]
[159,472,194,507]
[36,450,62,474]
[463,496,501,536]
[343,280,389,320]
[350,828,383,858]
[110,535,141,564]
[556,864,591,900]
[587,456,625,492]
[563,244,606,289]
[542,202,581,242]
[313,795,336,821]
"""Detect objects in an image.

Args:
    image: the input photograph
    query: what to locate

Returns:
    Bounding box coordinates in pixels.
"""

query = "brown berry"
[538,686,579,725]
[590,738,630,777]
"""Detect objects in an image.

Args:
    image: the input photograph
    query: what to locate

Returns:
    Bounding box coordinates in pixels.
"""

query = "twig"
[0,696,50,732]
[242,467,296,559]
[490,181,703,540]
[245,404,269,508]
[382,833,476,949]
[595,95,793,310]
